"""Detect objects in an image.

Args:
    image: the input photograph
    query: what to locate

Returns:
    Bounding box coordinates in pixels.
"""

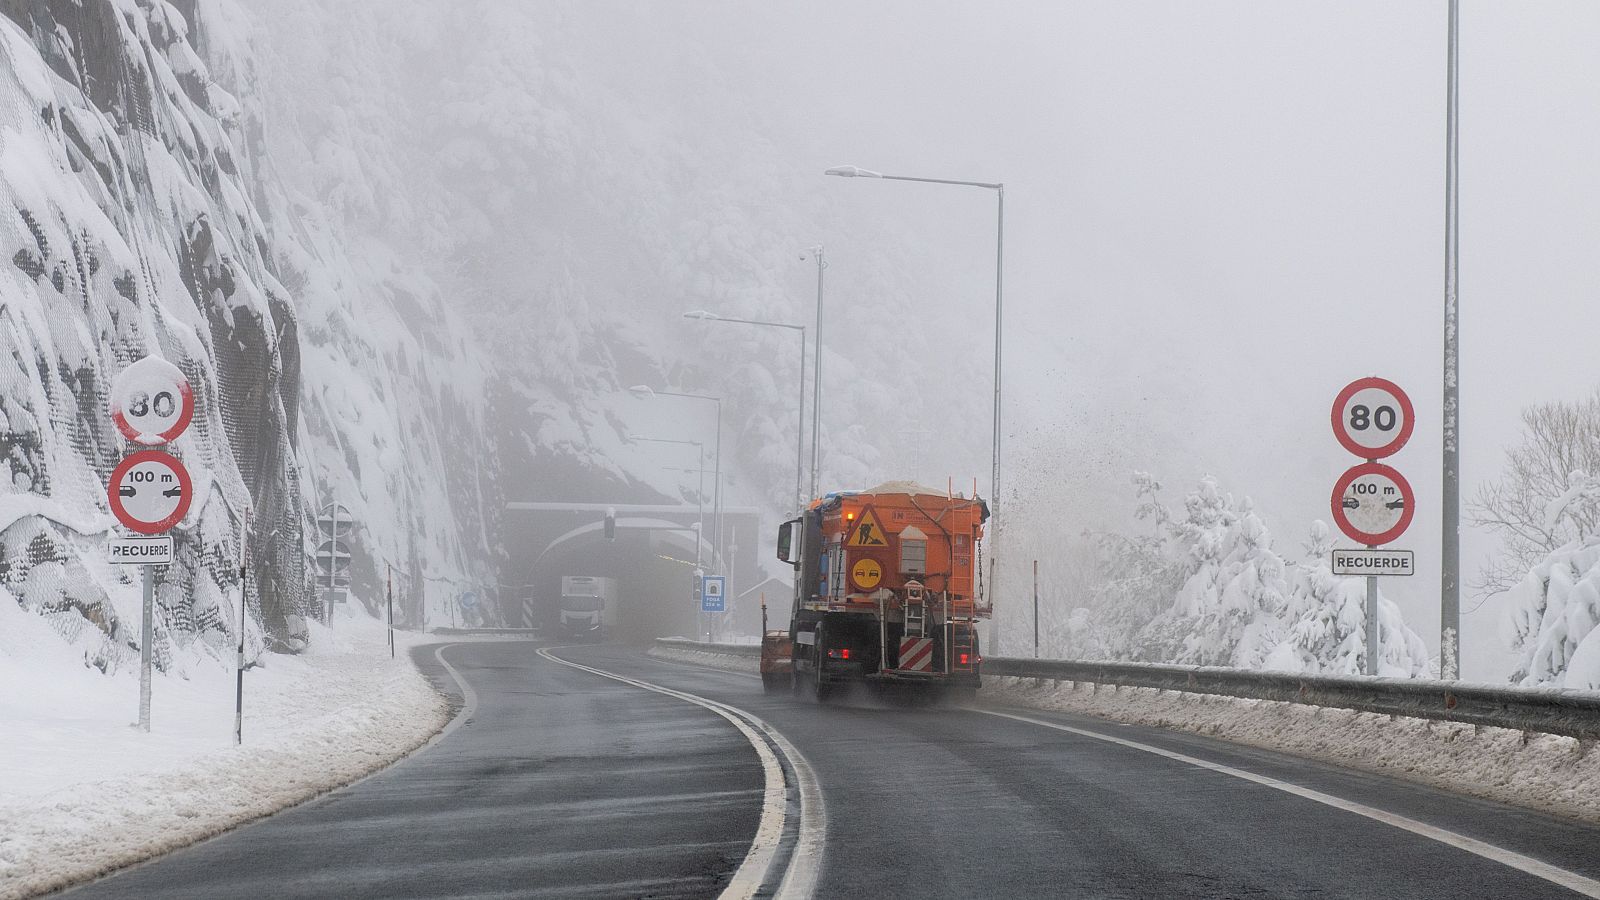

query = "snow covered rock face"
[0,1,309,668]
[1506,536,1600,689]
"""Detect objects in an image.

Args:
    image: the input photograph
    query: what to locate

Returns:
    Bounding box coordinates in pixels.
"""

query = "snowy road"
[60,642,1600,899]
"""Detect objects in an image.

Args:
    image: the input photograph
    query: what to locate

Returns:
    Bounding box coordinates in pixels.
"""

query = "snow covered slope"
[0,0,501,675]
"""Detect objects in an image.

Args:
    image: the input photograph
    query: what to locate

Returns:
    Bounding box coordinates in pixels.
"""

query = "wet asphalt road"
[59,640,1600,899]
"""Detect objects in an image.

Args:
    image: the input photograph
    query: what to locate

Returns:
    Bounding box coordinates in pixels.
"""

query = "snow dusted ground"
[983,676,1600,824]
[0,603,452,900]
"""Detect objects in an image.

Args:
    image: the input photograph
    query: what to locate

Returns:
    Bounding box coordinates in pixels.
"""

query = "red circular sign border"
[1331,377,1415,460]
[112,375,195,446]
[1330,461,1415,546]
[108,450,193,535]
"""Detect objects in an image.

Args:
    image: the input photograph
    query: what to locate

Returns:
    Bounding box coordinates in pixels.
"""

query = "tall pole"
[810,247,825,498]
[989,185,1005,656]
[822,168,1005,653]
[712,399,723,574]
[796,327,807,511]
[697,444,705,569]
[1032,558,1039,659]
[1441,0,1462,681]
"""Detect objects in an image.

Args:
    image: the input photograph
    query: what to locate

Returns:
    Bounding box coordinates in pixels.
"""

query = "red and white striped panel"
[898,637,934,672]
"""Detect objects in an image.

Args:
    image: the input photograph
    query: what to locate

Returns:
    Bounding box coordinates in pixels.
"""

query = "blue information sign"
[700,575,726,612]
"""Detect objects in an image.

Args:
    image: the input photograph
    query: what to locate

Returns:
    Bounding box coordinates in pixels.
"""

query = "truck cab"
[560,575,617,639]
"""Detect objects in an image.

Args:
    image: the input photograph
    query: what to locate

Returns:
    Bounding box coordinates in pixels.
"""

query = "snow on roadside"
[982,676,1600,824]
[0,602,451,900]
[649,643,760,675]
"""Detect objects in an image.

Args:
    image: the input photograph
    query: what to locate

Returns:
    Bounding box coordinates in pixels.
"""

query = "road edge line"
[537,646,822,900]
[978,708,1600,899]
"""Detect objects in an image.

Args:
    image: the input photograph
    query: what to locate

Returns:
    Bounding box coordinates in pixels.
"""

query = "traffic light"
[604,507,617,541]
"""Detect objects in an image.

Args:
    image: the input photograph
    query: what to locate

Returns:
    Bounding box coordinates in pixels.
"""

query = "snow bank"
[0,603,451,900]
[983,676,1600,824]
[649,641,760,675]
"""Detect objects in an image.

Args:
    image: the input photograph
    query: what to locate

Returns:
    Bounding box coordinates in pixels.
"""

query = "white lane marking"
[980,708,1600,898]
[538,647,824,900]
[429,643,478,743]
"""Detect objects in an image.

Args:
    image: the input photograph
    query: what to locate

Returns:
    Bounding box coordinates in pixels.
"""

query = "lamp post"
[1439,0,1462,682]
[826,164,1006,653]
[684,310,807,512]
[631,386,723,573]
[801,246,825,498]
[635,437,706,568]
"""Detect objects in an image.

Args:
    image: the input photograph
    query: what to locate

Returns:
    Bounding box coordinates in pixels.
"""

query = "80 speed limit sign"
[1331,377,1414,460]
[111,356,194,446]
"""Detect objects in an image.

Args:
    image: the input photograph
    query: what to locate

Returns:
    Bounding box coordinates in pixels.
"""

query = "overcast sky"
[641,0,1599,678]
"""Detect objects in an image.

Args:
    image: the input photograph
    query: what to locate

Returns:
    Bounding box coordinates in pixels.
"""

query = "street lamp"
[827,163,1005,652]
[799,246,825,499]
[684,310,808,512]
[630,385,723,573]
[633,437,706,568]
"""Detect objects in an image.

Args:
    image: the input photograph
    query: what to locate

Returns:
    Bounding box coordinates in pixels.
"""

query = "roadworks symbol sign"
[847,508,889,547]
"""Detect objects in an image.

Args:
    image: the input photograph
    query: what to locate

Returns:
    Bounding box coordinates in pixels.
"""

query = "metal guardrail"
[984,656,1600,741]
[655,637,762,658]
[654,638,1600,740]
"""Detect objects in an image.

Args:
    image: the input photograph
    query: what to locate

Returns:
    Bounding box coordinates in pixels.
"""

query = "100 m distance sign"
[1331,461,1414,546]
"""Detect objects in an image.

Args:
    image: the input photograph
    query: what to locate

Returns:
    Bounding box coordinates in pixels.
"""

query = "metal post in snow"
[234,511,248,746]
[327,501,339,628]
[1365,569,1380,677]
[1032,559,1039,659]
[1440,0,1462,682]
[387,563,395,659]
[138,564,153,732]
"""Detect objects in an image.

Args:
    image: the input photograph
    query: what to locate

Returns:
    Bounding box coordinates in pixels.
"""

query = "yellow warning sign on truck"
[846,508,889,547]
[851,558,883,590]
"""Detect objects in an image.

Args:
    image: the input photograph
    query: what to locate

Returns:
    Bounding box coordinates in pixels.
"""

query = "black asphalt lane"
[571,644,1600,900]
[57,640,1600,900]
[57,642,764,900]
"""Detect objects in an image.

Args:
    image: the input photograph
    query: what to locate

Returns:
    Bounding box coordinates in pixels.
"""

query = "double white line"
[537,647,825,899]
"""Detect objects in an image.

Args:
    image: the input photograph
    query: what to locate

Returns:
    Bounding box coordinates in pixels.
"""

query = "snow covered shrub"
[1125,474,1429,674]
[1505,536,1600,688]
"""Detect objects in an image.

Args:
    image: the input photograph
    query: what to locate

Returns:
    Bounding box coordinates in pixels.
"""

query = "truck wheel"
[762,672,786,694]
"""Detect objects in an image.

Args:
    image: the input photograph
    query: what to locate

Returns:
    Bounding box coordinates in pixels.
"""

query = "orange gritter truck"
[763,481,990,700]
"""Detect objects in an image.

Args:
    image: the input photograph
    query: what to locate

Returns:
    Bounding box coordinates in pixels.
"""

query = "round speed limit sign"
[1331,377,1414,460]
[110,356,194,446]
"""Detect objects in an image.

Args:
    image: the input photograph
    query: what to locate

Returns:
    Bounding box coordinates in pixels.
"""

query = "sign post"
[702,575,725,642]
[1330,378,1416,677]
[316,502,353,625]
[108,358,194,733]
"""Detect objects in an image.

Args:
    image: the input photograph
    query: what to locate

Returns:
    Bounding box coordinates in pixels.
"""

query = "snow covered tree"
[1134,478,1289,667]
[1262,522,1430,676]
[1470,391,1600,597]
[1504,537,1600,688]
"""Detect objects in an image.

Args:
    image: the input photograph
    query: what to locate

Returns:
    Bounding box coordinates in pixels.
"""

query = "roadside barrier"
[655,639,1600,740]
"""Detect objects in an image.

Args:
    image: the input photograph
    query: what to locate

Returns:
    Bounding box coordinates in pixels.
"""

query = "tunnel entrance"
[504,502,767,641]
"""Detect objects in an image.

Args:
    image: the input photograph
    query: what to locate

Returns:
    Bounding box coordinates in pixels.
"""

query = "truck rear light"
[959,653,970,665]
[827,648,850,659]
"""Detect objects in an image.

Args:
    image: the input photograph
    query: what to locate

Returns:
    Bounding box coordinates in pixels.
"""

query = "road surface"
[59,640,1600,899]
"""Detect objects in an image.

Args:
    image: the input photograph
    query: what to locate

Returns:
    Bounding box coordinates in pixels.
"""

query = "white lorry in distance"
[560,575,618,639]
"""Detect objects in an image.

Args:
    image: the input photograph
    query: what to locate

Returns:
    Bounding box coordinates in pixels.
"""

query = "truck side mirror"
[776,519,799,566]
